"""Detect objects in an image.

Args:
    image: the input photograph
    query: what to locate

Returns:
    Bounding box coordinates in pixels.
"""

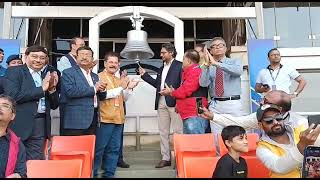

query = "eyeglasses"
[262,114,284,125]
[0,103,13,111]
[210,43,226,49]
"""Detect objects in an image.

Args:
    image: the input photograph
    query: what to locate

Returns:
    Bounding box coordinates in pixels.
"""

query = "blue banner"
[0,39,21,68]
[247,39,274,113]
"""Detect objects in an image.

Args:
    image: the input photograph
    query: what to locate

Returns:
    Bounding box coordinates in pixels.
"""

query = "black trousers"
[23,115,46,160]
[59,104,65,135]
[62,109,98,136]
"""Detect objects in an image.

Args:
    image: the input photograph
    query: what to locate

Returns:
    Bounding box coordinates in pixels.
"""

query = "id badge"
[115,96,120,107]
[272,85,277,90]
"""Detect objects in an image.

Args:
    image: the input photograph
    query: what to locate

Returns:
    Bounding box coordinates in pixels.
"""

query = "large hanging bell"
[120,29,154,60]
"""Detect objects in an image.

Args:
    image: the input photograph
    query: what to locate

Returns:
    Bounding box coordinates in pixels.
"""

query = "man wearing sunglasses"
[256,103,320,178]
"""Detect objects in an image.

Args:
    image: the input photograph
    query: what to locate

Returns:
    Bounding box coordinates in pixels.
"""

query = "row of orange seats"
[173,133,270,178]
[27,135,96,178]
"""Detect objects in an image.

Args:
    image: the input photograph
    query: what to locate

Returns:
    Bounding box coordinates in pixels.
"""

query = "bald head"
[263,90,291,112]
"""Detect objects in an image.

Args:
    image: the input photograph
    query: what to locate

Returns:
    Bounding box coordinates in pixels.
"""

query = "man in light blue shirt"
[57,37,85,73]
[199,37,243,135]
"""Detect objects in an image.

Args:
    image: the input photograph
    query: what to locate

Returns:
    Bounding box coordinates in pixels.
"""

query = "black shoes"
[155,160,171,168]
[117,160,130,168]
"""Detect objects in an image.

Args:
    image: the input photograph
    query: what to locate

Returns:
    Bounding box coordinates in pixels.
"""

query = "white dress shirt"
[28,67,46,113]
[160,58,174,90]
[80,67,98,108]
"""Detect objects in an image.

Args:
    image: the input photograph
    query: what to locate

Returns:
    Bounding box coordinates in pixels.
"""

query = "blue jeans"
[183,116,209,134]
[93,123,123,178]
[118,124,124,163]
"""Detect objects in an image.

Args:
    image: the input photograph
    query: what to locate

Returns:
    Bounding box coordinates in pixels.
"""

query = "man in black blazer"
[139,43,183,168]
[4,45,59,160]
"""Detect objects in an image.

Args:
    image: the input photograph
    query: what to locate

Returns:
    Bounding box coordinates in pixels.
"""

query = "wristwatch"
[293,91,299,97]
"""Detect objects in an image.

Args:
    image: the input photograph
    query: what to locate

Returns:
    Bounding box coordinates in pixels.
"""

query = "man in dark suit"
[4,45,59,160]
[60,46,106,136]
[138,43,183,168]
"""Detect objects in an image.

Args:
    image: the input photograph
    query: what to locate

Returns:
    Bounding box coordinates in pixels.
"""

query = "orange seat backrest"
[183,156,219,178]
[50,135,95,178]
[243,156,270,178]
[173,133,216,178]
[27,159,82,178]
[218,133,259,156]
[50,151,91,178]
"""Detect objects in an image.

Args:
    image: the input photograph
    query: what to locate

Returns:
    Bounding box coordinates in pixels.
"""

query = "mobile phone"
[307,115,320,128]
[302,145,320,178]
[262,84,270,89]
[196,97,204,114]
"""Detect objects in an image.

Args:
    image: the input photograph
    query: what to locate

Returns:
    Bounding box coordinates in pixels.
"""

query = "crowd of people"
[0,36,319,178]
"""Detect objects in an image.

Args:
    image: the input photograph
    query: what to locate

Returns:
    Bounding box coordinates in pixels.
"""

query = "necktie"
[215,67,224,97]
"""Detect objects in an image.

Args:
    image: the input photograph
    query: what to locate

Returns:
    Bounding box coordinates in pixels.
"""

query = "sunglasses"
[262,114,284,125]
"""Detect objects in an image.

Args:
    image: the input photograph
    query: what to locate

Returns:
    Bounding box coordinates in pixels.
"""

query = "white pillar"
[255,2,265,39]
[89,20,100,74]
[2,2,12,39]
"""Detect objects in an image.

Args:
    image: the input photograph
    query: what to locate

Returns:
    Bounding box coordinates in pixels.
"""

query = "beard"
[265,124,286,137]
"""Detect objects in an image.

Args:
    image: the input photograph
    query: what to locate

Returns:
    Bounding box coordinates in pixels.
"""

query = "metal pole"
[2,2,12,39]
[255,2,265,39]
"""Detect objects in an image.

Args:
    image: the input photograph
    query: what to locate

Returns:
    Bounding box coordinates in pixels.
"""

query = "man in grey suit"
[60,46,106,135]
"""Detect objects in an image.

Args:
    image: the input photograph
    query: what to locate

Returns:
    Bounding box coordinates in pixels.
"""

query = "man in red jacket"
[160,49,209,134]
[0,94,26,178]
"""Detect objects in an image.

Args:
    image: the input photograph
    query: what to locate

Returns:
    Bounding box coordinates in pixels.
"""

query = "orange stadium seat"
[183,156,219,178]
[218,133,259,156]
[173,133,216,178]
[49,135,95,178]
[27,159,82,178]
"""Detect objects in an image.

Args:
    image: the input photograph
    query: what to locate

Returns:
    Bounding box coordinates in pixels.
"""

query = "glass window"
[100,20,131,38]
[263,6,277,41]
[309,2,320,47]
[82,18,89,38]
[246,19,258,40]
[274,2,312,48]
[52,19,80,39]
[99,41,113,59]
[55,40,70,51]
[196,20,223,39]
[143,20,174,38]
[184,20,194,38]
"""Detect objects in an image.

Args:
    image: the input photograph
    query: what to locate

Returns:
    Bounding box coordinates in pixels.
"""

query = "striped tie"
[215,67,224,97]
